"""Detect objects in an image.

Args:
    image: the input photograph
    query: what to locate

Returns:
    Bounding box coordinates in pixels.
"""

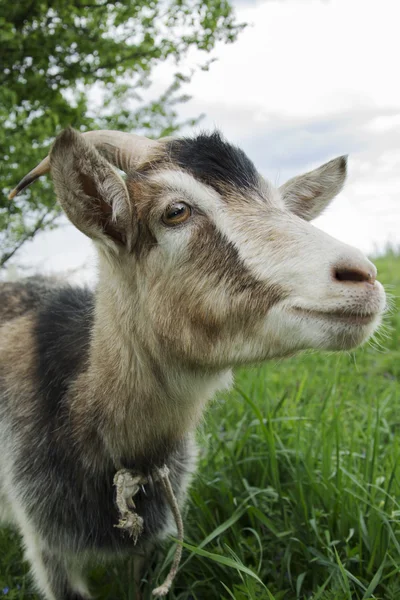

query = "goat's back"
[0,278,60,324]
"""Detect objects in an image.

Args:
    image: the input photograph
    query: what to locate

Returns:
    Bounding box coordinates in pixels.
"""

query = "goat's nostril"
[334,266,375,284]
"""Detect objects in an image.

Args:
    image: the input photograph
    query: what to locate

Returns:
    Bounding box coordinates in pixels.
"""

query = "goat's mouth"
[292,307,377,326]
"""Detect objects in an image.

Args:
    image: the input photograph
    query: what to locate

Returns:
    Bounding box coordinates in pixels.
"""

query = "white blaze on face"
[150,164,386,358]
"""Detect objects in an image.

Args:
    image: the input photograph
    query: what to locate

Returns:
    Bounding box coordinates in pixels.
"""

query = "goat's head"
[10,128,386,368]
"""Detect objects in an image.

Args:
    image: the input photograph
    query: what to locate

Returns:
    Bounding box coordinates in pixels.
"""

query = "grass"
[1,252,400,599]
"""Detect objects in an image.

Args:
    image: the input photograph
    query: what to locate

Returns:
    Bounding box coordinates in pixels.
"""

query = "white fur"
[0,137,387,600]
[149,168,386,359]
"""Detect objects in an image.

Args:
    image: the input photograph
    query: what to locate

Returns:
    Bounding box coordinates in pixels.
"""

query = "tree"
[0,0,244,267]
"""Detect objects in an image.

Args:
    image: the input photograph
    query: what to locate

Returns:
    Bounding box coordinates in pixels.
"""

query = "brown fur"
[0,314,38,422]
[0,128,385,600]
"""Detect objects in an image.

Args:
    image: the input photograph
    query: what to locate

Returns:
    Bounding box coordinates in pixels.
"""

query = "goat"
[0,128,386,599]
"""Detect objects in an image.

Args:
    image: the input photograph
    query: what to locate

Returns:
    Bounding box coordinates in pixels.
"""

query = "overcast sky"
[9,0,400,283]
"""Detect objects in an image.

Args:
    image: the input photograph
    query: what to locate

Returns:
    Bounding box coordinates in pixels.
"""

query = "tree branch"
[0,213,59,269]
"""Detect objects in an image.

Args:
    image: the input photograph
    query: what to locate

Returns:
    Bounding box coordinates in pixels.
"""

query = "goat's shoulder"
[34,284,95,407]
[0,282,95,415]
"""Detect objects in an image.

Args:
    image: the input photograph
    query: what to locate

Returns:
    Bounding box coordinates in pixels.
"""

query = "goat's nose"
[333,261,376,284]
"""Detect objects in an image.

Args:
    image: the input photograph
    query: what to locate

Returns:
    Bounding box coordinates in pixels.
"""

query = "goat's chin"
[260,305,383,360]
[287,312,382,352]
[317,317,382,351]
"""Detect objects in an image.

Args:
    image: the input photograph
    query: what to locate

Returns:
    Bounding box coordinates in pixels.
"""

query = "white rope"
[151,466,184,597]
[113,469,146,544]
[113,464,184,597]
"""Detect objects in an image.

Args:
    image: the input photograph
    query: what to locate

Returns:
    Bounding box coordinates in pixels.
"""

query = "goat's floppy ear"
[50,128,136,250]
[279,156,347,221]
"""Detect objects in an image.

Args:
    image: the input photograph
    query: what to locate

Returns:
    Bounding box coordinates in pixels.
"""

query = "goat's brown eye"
[162,202,191,226]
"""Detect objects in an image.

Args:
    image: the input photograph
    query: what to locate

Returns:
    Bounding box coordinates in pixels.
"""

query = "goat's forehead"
[164,132,259,191]
[148,169,221,210]
[145,132,281,213]
[147,168,282,217]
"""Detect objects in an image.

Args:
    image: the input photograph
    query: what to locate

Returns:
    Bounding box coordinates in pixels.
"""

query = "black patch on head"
[166,131,259,192]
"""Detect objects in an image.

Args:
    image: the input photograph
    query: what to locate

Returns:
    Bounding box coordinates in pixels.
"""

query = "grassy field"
[1,253,399,600]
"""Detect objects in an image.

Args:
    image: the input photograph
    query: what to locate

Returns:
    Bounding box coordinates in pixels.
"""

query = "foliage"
[1,252,399,599]
[0,0,244,266]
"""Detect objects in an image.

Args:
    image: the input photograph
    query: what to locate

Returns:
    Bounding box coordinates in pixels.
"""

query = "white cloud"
[8,0,400,281]
[182,0,400,120]
[10,218,97,285]
[367,114,400,134]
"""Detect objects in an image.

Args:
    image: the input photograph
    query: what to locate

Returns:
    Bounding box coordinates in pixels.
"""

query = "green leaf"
[0,0,245,266]
[181,540,267,588]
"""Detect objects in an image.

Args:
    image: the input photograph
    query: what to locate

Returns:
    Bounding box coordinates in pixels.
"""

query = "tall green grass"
[1,253,399,599]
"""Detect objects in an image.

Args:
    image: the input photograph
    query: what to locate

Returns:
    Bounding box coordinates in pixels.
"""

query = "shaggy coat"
[0,128,386,600]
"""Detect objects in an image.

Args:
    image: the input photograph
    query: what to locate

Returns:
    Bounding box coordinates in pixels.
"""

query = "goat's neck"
[74,259,232,468]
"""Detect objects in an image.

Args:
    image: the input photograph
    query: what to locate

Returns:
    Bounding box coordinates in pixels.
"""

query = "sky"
[8,0,400,283]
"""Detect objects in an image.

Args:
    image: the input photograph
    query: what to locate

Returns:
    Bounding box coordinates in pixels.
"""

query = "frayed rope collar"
[113,465,184,597]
